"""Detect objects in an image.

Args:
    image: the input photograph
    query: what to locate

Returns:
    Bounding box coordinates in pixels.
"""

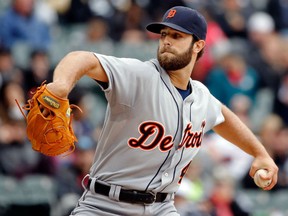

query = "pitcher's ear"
[193,40,205,53]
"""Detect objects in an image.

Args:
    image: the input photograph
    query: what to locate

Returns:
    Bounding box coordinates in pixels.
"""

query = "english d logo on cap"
[146,6,207,40]
[166,9,177,18]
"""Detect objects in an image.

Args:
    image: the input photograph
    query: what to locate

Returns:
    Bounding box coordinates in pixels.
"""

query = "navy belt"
[88,179,167,204]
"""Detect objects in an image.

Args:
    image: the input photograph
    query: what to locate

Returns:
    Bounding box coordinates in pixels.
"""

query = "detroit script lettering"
[128,121,205,151]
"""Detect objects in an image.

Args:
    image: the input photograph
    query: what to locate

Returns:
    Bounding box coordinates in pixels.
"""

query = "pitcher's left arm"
[213,105,278,190]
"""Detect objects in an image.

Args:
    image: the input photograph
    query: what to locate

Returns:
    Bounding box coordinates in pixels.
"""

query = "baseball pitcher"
[22,6,278,216]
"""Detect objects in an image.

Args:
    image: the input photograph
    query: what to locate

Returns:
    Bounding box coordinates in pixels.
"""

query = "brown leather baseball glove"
[17,81,81,156]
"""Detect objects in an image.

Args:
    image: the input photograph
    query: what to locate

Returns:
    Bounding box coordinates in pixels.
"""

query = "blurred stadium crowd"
[0,0,288,216]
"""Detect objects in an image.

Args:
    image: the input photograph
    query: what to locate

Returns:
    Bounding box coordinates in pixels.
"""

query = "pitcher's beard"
[157,44,193,71]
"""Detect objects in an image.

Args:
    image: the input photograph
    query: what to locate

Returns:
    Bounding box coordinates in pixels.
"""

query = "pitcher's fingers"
[249,166,258,178]
[263,174,277,190]
[264,170,274,180]
[263,168,278,190]
[39,104,49,117]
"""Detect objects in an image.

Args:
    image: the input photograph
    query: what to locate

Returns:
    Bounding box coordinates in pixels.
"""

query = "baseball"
[254,169,272,188]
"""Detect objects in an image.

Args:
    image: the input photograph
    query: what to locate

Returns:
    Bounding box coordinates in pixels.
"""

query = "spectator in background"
[247,12,276,50]
[273,72,288,125]
[33,0,59,26]
[246,12,282,91]
[191,6,227,82]
[56,135,96,216]
[273,38,288,124]
[229,94,253,128]
[266,0,288,32]
[123,2,146,31]
[42,0,71,18]
[205,46,260,110]
[208,168,251,216]
[119,3,148,43]
[58,0,93,24]
[258,114,285,157]
[85,16,111,43]
[23,49,53,98]
[69,16,114,55]
[0,81,56,178]
[245,13,286,131]
[0,0,51,50]
[0,47,23,88]
[109,1,149,42]
[215,0,252,39]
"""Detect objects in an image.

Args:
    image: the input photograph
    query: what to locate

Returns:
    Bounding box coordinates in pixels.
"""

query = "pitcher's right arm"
[47,51,108,98]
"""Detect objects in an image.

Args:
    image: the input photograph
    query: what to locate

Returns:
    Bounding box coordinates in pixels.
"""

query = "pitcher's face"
[157,27,194,71]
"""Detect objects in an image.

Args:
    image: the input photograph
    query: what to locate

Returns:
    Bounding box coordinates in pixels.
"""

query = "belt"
[88,179,167,204]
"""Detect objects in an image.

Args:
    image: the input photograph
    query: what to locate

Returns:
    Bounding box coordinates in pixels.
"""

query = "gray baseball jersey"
[89,53,224,194]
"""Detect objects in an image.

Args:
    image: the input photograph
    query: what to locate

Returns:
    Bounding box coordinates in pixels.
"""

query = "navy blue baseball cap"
[146,6,207,40]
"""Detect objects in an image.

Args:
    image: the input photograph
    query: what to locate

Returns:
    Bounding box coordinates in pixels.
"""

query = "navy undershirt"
[176,84,192,100]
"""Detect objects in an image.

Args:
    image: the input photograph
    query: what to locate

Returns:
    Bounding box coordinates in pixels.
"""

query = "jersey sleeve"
[192,80,225,133]
[93,53,155,107]
[205,93,225,133]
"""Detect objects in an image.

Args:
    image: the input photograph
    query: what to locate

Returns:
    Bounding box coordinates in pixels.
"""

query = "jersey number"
[178,161,192,184]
